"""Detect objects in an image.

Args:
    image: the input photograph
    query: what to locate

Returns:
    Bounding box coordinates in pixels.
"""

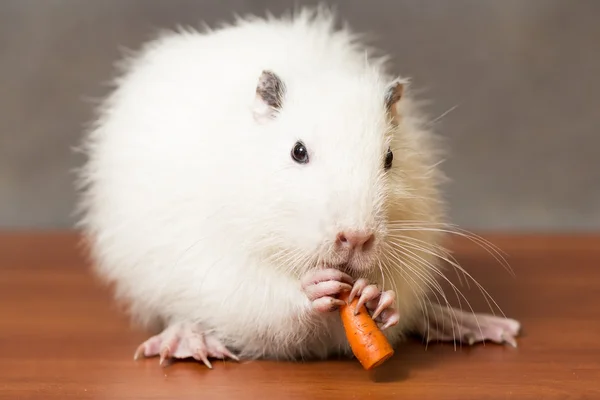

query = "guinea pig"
[75,6,520,368]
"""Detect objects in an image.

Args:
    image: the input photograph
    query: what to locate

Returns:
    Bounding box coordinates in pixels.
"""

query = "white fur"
[76,6,447,361]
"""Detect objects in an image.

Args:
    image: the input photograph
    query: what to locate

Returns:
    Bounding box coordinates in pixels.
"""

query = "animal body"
[76,7,520,368]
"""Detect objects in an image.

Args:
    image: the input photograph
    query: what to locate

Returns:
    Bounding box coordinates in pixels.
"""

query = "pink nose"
[336,230,375,252]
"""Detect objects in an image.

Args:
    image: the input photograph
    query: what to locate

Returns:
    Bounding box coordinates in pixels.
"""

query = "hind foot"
[417,303,521,347]
[133,322,239,368]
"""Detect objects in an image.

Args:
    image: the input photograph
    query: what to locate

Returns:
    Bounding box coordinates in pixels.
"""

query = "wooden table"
[1,232,599,399]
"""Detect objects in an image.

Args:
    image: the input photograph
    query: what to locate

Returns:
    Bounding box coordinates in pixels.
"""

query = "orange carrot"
[338,290,395,370]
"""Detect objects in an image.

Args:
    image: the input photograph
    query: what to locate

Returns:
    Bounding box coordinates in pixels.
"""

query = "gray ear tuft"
[384,78,408,123]
[253,70,286,122]
[257,70,285,109]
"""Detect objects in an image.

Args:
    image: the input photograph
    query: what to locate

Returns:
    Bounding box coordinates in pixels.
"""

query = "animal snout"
[336,230,375,253]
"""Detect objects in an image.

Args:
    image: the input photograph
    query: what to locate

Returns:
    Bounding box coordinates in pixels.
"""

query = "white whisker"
[386,240,484,344]
[383,244,459,348]
[386,223,513,277]
[389,233,507,319]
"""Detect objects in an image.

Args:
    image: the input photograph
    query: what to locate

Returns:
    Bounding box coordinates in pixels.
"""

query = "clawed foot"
[300,269,399,330]
[133,322,239,368]
[418,303,521,347]
[348,278,400,330]
[301,268,353,312]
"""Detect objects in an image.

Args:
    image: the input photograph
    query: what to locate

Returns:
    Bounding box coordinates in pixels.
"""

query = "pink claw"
[372,290,395,320]
[355,284,380,315]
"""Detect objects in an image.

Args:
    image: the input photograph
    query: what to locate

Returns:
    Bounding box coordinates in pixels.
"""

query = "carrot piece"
[338,290,395,370]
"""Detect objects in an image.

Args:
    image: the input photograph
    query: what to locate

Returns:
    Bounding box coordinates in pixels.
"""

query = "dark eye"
[384,147,393,170]
[291,141,309,164]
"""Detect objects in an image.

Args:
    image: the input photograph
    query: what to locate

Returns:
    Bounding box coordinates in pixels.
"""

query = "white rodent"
[75,6,520,367]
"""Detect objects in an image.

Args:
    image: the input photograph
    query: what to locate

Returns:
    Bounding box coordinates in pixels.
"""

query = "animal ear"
[384,78,408,124]
[253,70,286,123]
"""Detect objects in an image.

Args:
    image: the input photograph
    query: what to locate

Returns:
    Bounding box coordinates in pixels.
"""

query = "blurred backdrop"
[1,0,598,231]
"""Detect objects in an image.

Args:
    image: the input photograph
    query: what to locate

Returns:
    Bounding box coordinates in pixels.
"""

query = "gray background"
[1,0,598,231]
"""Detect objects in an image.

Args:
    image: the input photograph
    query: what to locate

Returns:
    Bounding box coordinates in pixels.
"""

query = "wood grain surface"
[1,232,599,399]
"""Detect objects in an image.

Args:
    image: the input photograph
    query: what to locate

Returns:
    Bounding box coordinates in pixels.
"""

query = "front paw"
[348,278,400,330]
[301,268,354,312]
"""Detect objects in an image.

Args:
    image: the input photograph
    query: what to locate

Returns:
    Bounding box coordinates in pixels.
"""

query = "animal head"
[245,68,443,277]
